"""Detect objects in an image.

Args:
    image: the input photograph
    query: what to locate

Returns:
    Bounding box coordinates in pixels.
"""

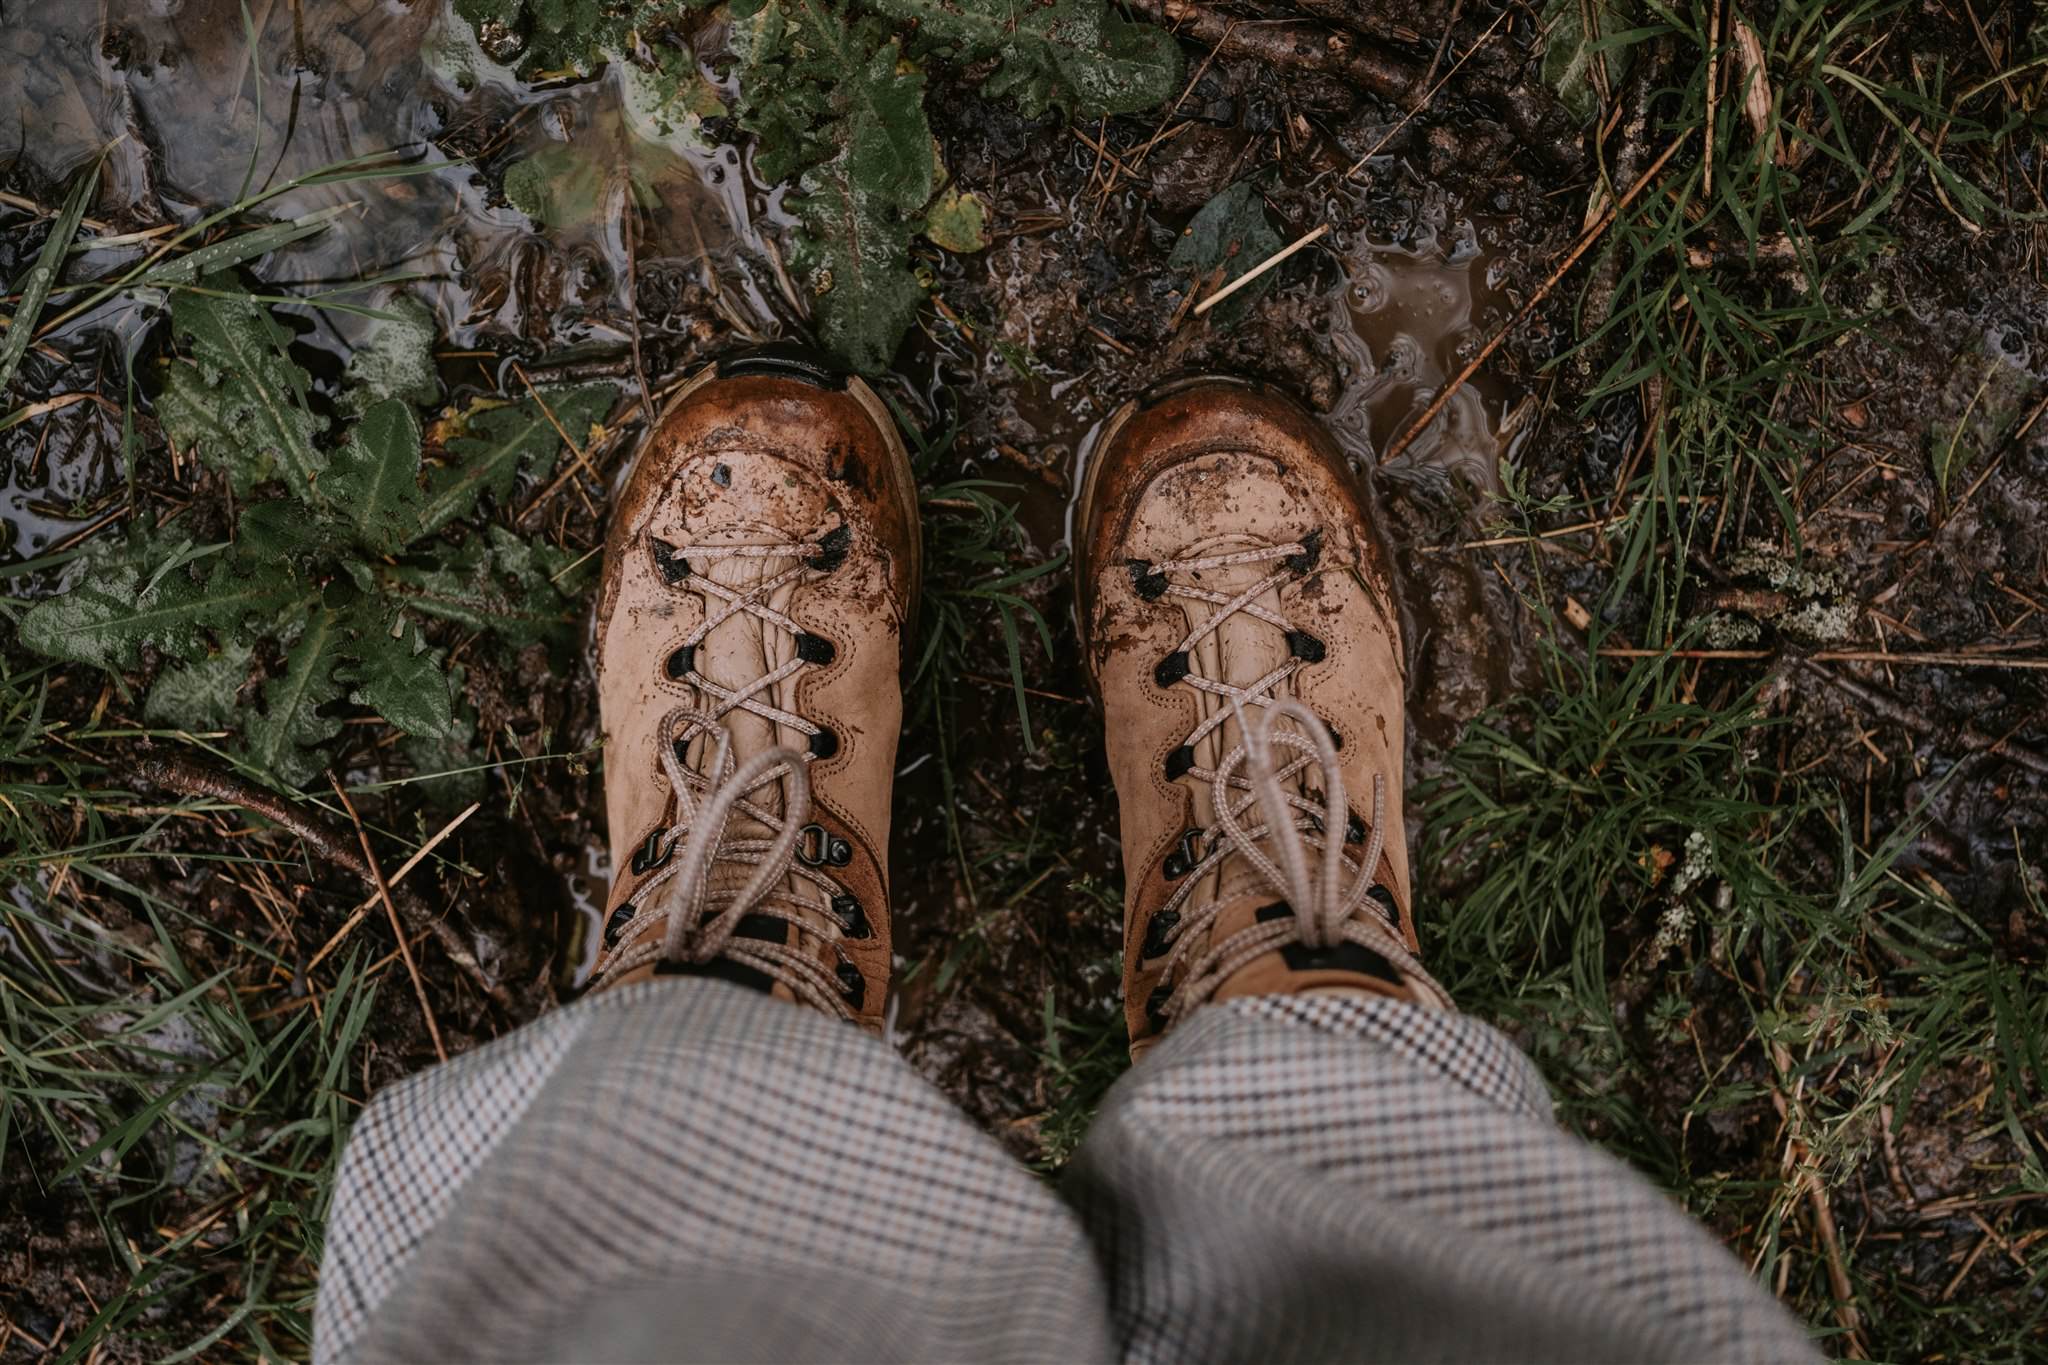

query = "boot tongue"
[677,539,830,937]
[1198,894,1417,1006]
[1175,541,1310,908]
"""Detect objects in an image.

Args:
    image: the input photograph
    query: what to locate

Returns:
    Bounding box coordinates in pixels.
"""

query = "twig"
[306,800,481,973]
[1344,5,1512,179]
[330,774,445,1062]
[137,757,511,1008]
[1194,224,1330,316]
[1379,129,1694,465]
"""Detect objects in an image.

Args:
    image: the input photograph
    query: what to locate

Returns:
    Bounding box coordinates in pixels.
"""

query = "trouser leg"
[316,979,1114,1363]
[1066,994,1820,1363]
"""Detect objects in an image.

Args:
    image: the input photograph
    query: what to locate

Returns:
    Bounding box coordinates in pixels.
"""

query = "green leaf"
[18,542,302,671]
[144,641,255,731]
[342,295,442,414]
[1539,0,1638,124]
[245,607,348,787]
[790,146,928,376]
[924,186,988,253]
[0,155,98,397]
[1169,182,1282,322]
[870,0,1182,117]
[327,399,428,554]
[452,0,696,75]
[419,384,614,535]
[237,499,333,567]
[346,615,461,741]
[156,283,327,501]
[377,527,579,649]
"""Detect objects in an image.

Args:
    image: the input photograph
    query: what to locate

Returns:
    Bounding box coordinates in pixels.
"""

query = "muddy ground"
[3,0,2045,1358]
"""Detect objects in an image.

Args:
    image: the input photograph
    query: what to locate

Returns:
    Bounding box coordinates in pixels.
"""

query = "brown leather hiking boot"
[1075,378,1452,1056]
[589,348,919,1028]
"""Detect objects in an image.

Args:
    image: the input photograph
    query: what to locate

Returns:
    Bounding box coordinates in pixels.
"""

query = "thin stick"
[1344,5,1511,180]
[329,774,446,1062]
[1194,223,1331,317]
[1378,129,1694,466]
[306,800,480,973]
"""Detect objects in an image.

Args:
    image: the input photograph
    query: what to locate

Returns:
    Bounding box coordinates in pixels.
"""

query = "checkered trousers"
[316,981,1818,1363]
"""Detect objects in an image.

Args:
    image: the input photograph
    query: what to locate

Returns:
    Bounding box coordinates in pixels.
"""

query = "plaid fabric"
[316,981,1817,1363]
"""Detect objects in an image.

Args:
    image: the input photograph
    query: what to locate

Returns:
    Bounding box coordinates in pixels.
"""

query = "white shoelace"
[1141,542,1452,1025]
[591,528,854,1013]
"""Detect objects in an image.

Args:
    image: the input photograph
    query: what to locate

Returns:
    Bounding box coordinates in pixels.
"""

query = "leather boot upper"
[1075,379,1450,1054]
[591,361,918,1029]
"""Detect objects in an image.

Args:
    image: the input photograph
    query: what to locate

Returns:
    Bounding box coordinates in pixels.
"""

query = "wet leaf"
[377,527,579,649]
[871,0,1182,118]
[245,607,347,787]
[346,616,460,742]
[418,383,614,535]
[326,399,428,555]
[452,0,695,75]
[924,186,988,253]
[144,641,255,732]
[18,541,302,671]
[156,282,328,501]
[1170,182,1281,321]
[342,295,442,414]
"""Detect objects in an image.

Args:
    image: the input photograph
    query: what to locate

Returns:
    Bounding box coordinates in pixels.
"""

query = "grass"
[4,0,2047,1358]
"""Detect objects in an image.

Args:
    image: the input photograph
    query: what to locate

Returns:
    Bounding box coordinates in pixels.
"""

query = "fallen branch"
[1128,0,1584,169]
[138,757,512,1010]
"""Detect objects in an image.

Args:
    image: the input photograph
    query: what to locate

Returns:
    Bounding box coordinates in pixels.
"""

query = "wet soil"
[3,0,2045,1357]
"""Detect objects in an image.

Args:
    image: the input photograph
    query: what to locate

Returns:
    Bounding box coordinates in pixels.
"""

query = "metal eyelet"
[797,823,853,867]
[1161,828,1203,880]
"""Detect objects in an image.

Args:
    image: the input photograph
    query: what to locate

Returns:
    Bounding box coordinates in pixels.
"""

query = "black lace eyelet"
[794,632,835,665]
[650,537,691,584]
[1144,984,1172,1030]
[1164,745,1196,781]
[1367,883,1400,919]
[830,893,870,939]
[1347,812,1366,844]
[1284,529,1323,575]
[603,903,636,947]
[1128,559,1168,601]
[1154,651,1191,688]
[836,959,866,1007]
[797,823,854,867]
[1141,908,1181,959]
[808,727,839,760]
[629,830,672,876]
[1286,630,1326,663]
[665,644,696,680]
[807,524,852,572]
[1161,828,1203,880]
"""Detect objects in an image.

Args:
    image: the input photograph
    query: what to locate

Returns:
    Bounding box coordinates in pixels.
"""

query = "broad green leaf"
[145,641,255,731]
[791,146,927,376]
[346,616,461,741]
[452,0,695,75]
[327,399,428,554]
[419,384,614,535]
[869,0,1181,117]
[1169,182,1282,322]
[18,545,303,671]
[245,607,347,787]
[156,284,327,501]
[0,156,98,396]
[924,186,988,253]
[377,527,578,648]
[238,500,333,567]
[342,295,442,414]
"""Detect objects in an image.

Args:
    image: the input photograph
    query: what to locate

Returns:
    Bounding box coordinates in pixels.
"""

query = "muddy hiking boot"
[1076,378,1454,1056]
[590,347,920,1029]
